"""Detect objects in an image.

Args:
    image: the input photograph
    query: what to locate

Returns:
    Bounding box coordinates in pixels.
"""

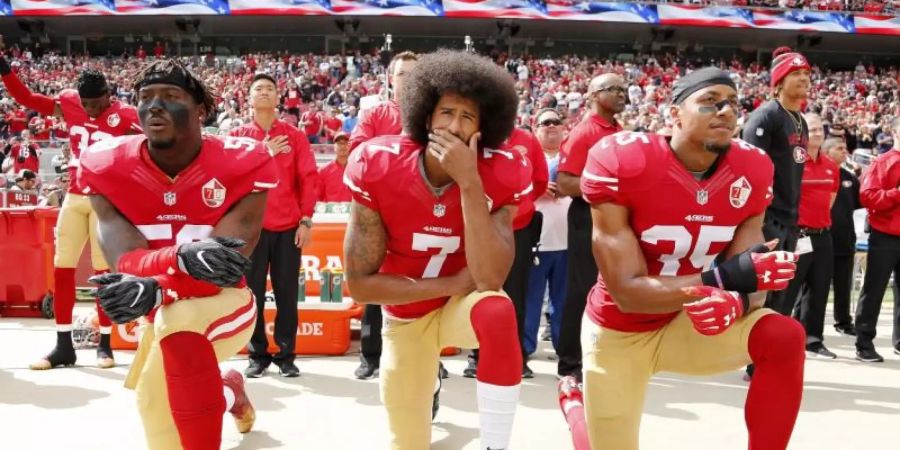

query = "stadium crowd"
[0,47,897,198]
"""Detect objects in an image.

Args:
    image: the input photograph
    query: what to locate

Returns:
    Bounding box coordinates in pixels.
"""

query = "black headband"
[671,67,736,105]
[136,67,202,101]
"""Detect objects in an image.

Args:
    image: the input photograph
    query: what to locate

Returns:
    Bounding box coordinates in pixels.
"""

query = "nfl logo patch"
[107,113,121,128]
[163,192,176,206]
[729,176,752,208]
[202,178,227,208]
[696,189,709,206]
[433,204,446,218]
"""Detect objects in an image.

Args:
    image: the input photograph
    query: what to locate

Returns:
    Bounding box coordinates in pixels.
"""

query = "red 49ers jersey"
[345,135,530,320]
[79,135,278,250]
[581,131,774,332]
[57,89,142,194]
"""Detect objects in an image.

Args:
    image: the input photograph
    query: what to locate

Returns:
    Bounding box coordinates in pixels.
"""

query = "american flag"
[657,5,753,28]
[228,0,332,15]
[443,0,547,19]
[0,0,12,15]
[330,0,443,16]
[10,0,116,15]
[853,14,900,36]
[753,10,855,33]
[546,1,657,23]
[115,0,229,15]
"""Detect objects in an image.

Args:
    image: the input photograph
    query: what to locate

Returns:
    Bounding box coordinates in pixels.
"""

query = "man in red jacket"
[230,73,318,378]
[347,50,419,380]
[316,131,352,202]
[854,116,900,362]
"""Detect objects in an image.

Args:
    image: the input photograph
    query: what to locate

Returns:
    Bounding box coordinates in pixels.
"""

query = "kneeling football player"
[557,68,804,450]
[343,50,530,450]
[81,59,279,450]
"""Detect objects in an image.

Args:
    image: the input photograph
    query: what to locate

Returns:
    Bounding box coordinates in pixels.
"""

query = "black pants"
[469,212,543,364]
[556,199,597,377]
[359,304,383,367]
[854,229,900,351]
[832,253,855,327]
[247,228,300,364]
[783,231,833,344]
[762,217,799,314]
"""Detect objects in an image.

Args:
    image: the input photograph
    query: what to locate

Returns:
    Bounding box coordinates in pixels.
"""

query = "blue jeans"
[523,250,568,355]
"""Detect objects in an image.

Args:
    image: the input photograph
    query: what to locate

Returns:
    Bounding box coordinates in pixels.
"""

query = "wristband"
[118,246,180,277]
[152,273,222,306]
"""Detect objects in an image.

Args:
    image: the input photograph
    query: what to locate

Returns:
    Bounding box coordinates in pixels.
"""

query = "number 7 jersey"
[78,134,279,249]
[345,135,530,320]
[581,132,774,332]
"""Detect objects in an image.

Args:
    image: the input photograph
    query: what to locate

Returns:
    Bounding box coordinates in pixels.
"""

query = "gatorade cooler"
[110,320,142,350]
[0,207,58,318]
[241,297,362,356]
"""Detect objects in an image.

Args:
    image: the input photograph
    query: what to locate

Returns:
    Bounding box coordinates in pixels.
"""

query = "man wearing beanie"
[741,47,810,331]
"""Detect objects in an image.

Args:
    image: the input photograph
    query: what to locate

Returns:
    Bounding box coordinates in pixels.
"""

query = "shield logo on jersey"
[729,176,752,208]
[696,189,709,206]
[433,204,446,218]
[202,178,226,208]
[163,192,177,206]
[793,146,808,164]
[842,180,852,188]
[107,113,121,128]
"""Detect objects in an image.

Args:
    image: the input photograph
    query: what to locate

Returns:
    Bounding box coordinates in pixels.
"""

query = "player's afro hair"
[401,50,518,149]
[76,69,109,99]
[133,58,217,117]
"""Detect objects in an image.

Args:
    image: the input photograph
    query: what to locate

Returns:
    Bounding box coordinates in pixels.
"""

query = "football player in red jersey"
[557,68,804,450]
[80,59,278,450]
[344,50,528,449]
[0,36,142,370]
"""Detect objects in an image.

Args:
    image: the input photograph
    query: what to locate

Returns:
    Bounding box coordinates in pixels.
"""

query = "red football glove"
[682,286,750,336]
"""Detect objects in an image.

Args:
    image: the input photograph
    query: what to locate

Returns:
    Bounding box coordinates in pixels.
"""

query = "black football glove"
[176,237,251,287]
[90,273,161,324]
[701,243,797,293]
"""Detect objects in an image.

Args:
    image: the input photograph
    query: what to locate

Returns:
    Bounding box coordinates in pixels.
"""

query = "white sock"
[223,385,235,412]
[99,326,112,334]
[56,324,72,332]
[476,381,520,450]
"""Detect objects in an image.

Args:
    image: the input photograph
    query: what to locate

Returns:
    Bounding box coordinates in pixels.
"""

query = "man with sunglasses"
[555,74,626,381]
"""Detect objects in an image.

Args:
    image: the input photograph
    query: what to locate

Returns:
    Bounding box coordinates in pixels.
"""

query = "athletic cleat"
[834,323,856,336]
[354,360,378,380]
[30,345,77,370]
[222,369,256,433]
[557,375,584,416]
[805,343,837,359]
[438,362,449,380]
[462,359,478,378]
[96,346,115,369]
[855,348,884,363]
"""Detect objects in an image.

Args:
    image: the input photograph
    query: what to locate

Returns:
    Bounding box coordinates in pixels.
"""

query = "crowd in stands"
[1,47,897,192]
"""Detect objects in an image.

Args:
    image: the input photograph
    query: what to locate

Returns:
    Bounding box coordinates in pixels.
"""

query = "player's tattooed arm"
[344,201,474,305]
[90,194,151,268]
[211,192,268,258]
[590,202,707,314]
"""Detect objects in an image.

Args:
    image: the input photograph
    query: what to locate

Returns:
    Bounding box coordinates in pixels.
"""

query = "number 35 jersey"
[79,134,279,249]
[57,89,142,195]
[581,132,774,332]
[345,135,530,320]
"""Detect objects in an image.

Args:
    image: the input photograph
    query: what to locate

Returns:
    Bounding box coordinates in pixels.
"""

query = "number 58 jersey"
[79,135,279,249]
[345,135,530,320]
[581,132,774,332]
